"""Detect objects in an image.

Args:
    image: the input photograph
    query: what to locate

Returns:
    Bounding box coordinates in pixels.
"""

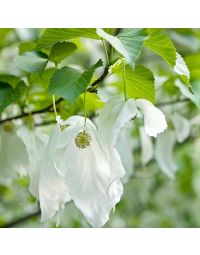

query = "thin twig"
[0,67,109,125]
[0,210,40,228]
[156,98,189,107]
[0,98,63,124]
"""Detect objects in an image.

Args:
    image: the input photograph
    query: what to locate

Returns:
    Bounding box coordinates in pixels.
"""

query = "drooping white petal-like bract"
[155,130,177,178]
[0,126,28,185]
[136,99,167,137]
[38,115,125,227]
[139,127,154,165]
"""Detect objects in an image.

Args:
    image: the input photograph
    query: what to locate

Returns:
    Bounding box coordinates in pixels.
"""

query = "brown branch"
[156,98,189,107]
[0,98,63,125]
[0,67,109,125]
[0,210,40,228]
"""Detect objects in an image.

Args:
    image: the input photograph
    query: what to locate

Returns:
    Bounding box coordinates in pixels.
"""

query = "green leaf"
[111,59,155,103]
[0,29,12,48]
[0,74,22,88]
[175,79,199,107]
[15,52,48,74]
[174,53,190,85]
[48,42,77,64]
[49,59,103,103]
[0,82,25,112]
[80,93,105,111]
[163,78,179,96]
[145,28,177,66]
[18,41,37,54]
[97,28,147,65]
[191,80,200,104]
[144,29,190,85]
[37,28,100,48]
[185,54,200,80]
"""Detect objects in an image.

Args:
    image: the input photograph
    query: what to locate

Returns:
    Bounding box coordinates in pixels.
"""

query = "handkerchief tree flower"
[36,113,125,227]
[0,28,195,229]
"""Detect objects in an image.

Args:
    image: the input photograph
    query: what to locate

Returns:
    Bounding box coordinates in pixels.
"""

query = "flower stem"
[84,90,87,127]
[102,39,109,65]
[121,58,127,101]
[52,94,58,118]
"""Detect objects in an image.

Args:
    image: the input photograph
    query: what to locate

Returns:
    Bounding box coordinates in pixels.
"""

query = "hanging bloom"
[17,126,49,197]
[37,115,125,228]
[155,130,177,178]
[116,123,135,178]
[135,99,167,137]
[139,127,154,165]
[0,123,28,185]
[98,96,167,145]
[172,113,190,143]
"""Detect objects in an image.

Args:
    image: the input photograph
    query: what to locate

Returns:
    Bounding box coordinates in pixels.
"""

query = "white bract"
[136,99,167,137]
[174,53,190,80]
[116,123,135,178]
[155,130,177,178]
[139,127,154,165]
[0,125,28,185]
[98,96,167,142]
[37,115,125,228]
[17,127,49,197]
[172,113,190,143]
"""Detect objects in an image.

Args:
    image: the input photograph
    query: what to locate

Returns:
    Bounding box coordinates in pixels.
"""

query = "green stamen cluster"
[75,131,91,149]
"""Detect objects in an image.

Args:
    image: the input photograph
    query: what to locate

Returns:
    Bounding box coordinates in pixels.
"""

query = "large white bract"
[36,115,125,227]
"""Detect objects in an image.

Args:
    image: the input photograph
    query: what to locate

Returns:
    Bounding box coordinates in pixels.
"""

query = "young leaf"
[145,28,177,66]
[15,52,48,74]
[0,74,22,88]
[18,41,37,54]
[97,28,147,65]
[174,53,190,85]
[48,42,77,64]
[145,29,190,84]
[49,59,103,103]
[37,28,100,48]
[111,60,155,103]
[80,93,105,111]
[175,79,199,107]
[0,82,25,112]
[185,53,200,80]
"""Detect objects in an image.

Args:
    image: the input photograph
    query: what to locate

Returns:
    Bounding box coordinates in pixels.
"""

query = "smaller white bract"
[17,127,49,197]
[0,124,28,186]
[98,96,167,142]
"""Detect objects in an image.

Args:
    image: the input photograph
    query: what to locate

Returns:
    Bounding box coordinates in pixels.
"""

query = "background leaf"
[18,42,37,55]
[48,42,77,64]
[37,28,100,48]
[185,54,200,80]
[0,82,25,112]
[0,75,22,88]
[15,52,48,74]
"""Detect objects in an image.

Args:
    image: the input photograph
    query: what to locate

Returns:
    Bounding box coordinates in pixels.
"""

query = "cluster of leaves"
[0,28,193,115]
[0,28,200,227]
